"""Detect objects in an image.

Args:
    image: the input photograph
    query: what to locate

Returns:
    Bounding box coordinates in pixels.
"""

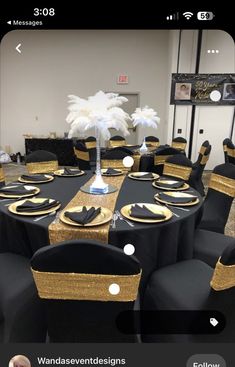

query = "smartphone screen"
[0,4,234,367]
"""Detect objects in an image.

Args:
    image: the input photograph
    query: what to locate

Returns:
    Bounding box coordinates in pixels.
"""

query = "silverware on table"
[33,210,56,222]
[51,210,62,224]
[155,200,180,218]
[112,213,118,229]
[115,210,135,227]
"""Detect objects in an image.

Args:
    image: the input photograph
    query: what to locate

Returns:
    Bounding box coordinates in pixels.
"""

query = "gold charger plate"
[8,198,61,216]
[0,185,40,198]
[154,191,199,207]
[18,174,54,184]
[60,206,113,227]
[128,172,159,181]
[53,169,85,177]
[152,179,189,191]
[120,203,172,223]
[101,168,123,176]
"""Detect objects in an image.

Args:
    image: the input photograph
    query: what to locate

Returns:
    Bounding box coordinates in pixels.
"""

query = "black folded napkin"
[64,206,101,225]
[63,168,81,175]
[21,174,48,182]
[0,185,36,196]
[130,204,166,219]
[104,168,120,175]
[135,173,154,179]
[16,199,60,212]
[156,180,184,189]
[158,192,197,204]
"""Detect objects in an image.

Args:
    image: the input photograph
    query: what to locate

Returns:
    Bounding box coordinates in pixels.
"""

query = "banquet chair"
[194,229,235,268]
[145,136,160,148]
[171,137,187,152]
[224,139,235,165]
[101,147,134,171]
[163,154,192,181]
[143,242,235,342]
[223,138,231,163]
[153,147,181,175]
[189,145,211,196]
[192,140,210,168]
[73,142,91,170]
[0,164,5,187]
[25,150,58,174]
[31,239,141,342]
[85,136,96,163]
[199,163,235,234]
[0,253,46,342]
[109,135,126,148]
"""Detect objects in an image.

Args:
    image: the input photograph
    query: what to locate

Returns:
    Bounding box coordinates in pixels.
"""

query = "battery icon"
[197,11,214,20]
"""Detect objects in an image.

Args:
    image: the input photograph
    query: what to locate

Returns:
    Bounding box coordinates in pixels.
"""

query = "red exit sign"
[117,74,129,84]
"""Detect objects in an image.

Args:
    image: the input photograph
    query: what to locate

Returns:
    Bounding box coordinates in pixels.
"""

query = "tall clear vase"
[89,127,108,194]
[139,136,148,154]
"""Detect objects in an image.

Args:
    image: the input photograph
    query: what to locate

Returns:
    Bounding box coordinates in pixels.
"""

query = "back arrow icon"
[16,43,22,53]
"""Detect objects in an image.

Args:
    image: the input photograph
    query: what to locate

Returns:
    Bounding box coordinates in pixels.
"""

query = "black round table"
[0,172,203,296]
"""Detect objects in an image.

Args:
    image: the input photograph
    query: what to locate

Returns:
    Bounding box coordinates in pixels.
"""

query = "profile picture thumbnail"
[9,355,31,367]
[174,82,192,100]
[223,83,235,100]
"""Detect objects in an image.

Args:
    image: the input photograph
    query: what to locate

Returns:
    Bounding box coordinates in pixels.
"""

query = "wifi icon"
[183,11,193,19]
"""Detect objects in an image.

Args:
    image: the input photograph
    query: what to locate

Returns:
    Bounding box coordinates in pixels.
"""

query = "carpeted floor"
[2,163,235,237]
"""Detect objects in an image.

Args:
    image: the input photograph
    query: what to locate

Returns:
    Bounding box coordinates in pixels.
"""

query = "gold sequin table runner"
[49,175,125,245]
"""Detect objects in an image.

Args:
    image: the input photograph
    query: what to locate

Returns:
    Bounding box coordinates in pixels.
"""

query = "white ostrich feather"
[131,106,160,129]
[66,91,130,139]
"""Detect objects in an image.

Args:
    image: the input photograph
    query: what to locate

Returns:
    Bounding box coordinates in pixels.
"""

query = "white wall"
[166,30,235,169]
[0,30,170,154]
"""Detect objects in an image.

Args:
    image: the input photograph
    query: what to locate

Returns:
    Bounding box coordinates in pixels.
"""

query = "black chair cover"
[31,240,141,342]
[25,150,57,163]
[143,243,235,342]
[189,145,211,195]
[153,147,182,175]
[0,253,46,342]
[163,154,192,181]
[223,138,231,163]
[199,163,235,233]
[74,142,91,170]
[192,140,210,168]
[194,229,235,268]
[226,139,235,165]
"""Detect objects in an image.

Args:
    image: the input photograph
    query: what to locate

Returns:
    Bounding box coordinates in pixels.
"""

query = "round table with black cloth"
[0,172,203,298]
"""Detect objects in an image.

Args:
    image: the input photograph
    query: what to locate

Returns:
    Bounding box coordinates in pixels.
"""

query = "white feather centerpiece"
[66,91,130,194]
[131,106,160,154]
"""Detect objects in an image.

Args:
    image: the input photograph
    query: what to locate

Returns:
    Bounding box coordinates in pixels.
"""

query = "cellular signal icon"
[183,11,194,19]
[166,12,179,21]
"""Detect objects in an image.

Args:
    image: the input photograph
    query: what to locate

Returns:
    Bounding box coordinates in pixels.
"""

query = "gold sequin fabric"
[73,148,90,161]
[163,162,192,180]
[31,268,141,301]
[26,160,58,174]
[49,175,125,244]
[209,173,235,197]
[210,259,235,291]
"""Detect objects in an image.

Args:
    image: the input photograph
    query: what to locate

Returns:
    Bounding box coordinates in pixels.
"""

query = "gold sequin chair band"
[0,165,4,182]
[227,147,235,158]
[210,258,235,291]
[132,154,141,172]
[163,162,192,180]
[32,269,141,302]
[208,173,235,197]
[223,144,227,152]
[154,155,171,166]
[109,140,126,148]
[200,146,207,155]
[26,160,58,174]
[147,141,160,148]
[74,148,90,161]
[101,159,130,172]
[200,154,210,165]
[171,142,187,150]
[85,141,96,149]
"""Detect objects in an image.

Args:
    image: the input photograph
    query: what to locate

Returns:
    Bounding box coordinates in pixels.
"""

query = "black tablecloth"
[0,172,202,296]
